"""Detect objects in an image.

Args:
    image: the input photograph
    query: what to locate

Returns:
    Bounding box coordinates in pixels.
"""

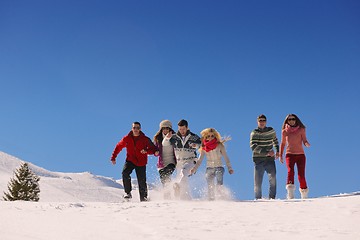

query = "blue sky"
[1,0,359,200]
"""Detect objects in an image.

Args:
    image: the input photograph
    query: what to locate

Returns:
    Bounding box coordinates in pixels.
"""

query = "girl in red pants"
[280,114,310,199]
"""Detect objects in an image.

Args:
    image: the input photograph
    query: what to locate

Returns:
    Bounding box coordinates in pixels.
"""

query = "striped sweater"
[250,127,279,161]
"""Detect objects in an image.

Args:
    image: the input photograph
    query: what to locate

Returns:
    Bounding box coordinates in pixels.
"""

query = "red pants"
[286,154,307,189]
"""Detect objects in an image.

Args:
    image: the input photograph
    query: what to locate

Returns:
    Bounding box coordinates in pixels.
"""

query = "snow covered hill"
[0,151,125,202]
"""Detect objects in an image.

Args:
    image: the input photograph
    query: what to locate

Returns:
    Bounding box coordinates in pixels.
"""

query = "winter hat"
[159,120,172,129]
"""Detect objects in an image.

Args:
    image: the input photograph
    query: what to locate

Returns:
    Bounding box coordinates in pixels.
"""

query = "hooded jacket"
[111,131,158,167]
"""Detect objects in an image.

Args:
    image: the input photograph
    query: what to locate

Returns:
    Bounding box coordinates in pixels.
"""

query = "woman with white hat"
[153,120,176,199]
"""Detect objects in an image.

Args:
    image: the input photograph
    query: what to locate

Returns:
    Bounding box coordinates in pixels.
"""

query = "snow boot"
[286,184,296,199]
[300,188,309,199]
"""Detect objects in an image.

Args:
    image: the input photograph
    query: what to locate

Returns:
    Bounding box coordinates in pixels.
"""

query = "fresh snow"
[1,151,359,240]
[0,151,125,202]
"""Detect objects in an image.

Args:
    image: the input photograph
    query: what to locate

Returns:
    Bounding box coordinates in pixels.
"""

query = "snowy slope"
[1,151,360,240]
[0,151,125,202]
[0,194,359,240]
[0,151,219,202]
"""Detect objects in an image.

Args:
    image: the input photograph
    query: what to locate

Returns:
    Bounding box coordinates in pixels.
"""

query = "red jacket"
[111,131,158,166]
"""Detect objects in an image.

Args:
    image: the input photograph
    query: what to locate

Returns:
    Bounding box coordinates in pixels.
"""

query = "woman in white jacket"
[153,120,176,199]
[190,128,234,200]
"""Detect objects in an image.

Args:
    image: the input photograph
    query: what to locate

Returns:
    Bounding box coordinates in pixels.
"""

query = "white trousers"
[176,160,195,199]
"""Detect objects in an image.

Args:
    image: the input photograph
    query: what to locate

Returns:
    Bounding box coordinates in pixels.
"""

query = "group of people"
[110,114,310,202]
[250,114,310,200]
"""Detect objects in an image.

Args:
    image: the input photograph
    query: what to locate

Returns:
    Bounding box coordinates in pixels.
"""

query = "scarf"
[203,138,218,152]
[285,124,300,133]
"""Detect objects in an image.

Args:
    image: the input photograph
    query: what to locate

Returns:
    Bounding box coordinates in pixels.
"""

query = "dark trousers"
[122,161,147,199]
[158,163,176,186]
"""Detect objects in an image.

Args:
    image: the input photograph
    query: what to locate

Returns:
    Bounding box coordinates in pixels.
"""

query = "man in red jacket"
[111,122,158,201]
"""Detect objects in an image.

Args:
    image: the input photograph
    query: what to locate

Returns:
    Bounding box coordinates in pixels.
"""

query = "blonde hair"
[199,128,231,150]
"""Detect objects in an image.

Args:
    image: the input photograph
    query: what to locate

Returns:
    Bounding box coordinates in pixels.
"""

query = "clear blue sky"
[1,0,359,200]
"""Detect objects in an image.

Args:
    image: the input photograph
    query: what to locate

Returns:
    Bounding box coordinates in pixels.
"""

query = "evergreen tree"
[3,162,40,201]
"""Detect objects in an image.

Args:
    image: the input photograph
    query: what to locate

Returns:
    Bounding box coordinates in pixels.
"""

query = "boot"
[300,188,309,199]
[123,193,132,200]
[286,184,296,199]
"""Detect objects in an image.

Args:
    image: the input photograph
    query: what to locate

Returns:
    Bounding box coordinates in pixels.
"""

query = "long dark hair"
[153,128,175,144]
[282,114,306,130]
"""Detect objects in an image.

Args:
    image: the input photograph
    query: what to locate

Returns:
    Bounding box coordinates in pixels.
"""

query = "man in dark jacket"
[111,122,158,201]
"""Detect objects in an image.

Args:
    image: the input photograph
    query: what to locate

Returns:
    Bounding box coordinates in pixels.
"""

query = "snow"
[1,151,360,240]
[0,151,125,202]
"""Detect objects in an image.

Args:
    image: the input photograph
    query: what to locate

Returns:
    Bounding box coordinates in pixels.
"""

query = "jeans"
[206,167,225,185]
[122,161,147,200]
[254,160,276,199]
[206,167,225,200]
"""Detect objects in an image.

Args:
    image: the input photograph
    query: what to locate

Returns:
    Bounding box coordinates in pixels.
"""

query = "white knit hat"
[159,120,172,129]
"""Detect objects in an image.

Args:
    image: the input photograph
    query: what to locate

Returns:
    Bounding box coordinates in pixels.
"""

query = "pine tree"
[3,162,40,201]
